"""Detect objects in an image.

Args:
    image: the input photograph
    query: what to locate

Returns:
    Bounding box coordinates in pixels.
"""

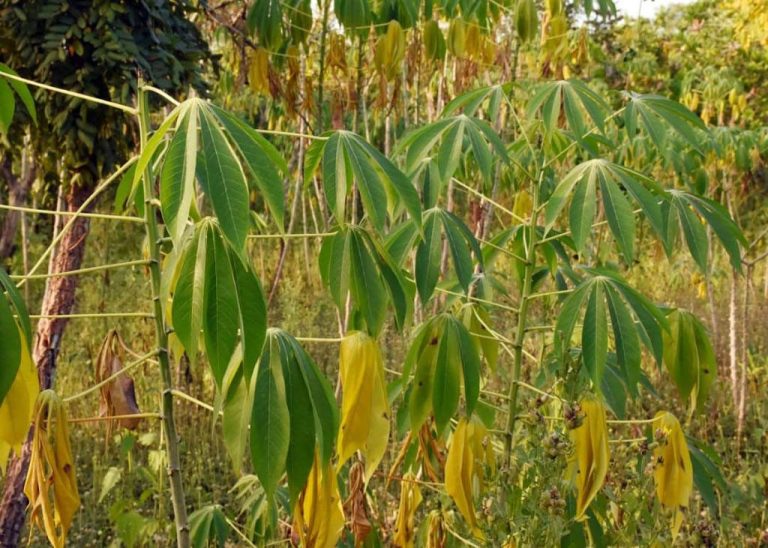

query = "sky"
[613,0,697,18]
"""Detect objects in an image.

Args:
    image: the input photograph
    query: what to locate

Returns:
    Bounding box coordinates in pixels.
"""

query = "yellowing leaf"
[0,329,39,473]
[393,474,423,548]
[444,418,487,539]
[652,411,693,538]
[566,398,610,520]
[336,331,390,481]
[293,452,345,548]
[23,390,80,548]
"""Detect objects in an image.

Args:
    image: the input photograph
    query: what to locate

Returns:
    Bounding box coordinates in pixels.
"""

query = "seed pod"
[423,20,446,61]
[447,18,467,58]
[515,0,539,44]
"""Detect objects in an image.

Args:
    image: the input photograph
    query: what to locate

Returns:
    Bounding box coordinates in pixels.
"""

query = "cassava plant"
[0,4,749,547]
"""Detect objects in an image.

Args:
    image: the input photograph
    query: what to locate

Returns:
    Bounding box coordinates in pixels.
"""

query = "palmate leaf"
[246,330,339,503]
[319,226,410,335]
[247,0,284,50]
[554,270,666,389]
[0,276,22,406]
[624,93,708,154]
[662,309,717,411]
[406,314,481,433]
[308,131,422,231]
[545,159,666,262]
[415,208,483,304]
[170,220,267,384]
[397,114,508,186]
[0,64,37,132]
[666,191,745,272]
[189,504,230,548]
[442,84,509,119]
[527,80,609,144]
[211,105,287,229]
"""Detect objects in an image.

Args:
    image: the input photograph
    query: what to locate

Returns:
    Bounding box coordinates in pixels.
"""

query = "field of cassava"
[0,0,767,546]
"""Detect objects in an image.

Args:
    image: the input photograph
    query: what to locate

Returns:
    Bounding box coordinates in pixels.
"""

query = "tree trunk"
[0,183,91,547]
[0,154,35,261]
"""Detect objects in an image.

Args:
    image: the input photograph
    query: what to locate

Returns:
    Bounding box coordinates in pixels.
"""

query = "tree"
[0,1,208,544]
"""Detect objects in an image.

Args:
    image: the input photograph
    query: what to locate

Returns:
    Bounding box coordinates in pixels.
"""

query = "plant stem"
[138,85,190,547]
[11,259,149,281]
[316,0,331,133]
[503,173,541,464]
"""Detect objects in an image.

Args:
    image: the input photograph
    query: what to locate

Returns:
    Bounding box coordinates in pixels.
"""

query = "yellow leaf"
[444,418,486,539]
[294,452,345,548]
[566,398,610,520]
[652,411,693,538]
[336,331,391,481]
[393,474,423,548]
[23,390,80,548]
[0,329,39,473]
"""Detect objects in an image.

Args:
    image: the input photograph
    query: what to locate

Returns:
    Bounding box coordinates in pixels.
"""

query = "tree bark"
[0,155,35,261]
[0,183,91,547]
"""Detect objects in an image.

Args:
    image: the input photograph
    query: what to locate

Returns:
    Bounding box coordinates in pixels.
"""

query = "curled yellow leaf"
[444,418,488,539]
[23,390,80,548]
[652,411,693,538]
[393,474,423,548]
[566,398,610,520]
[293,452,345,548]
[336,331,390,481]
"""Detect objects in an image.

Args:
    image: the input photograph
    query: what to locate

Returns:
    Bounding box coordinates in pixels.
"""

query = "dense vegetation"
[0,0,766,546]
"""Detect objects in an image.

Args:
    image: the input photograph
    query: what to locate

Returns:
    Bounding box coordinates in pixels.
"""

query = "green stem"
[138,85,190,547]
[503,173,541,464]
[316,0,331,133]
[11,259,149,281]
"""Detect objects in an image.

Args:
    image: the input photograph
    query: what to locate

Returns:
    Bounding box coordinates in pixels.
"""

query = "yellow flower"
[566,398,610,520]
[652,411,693,538]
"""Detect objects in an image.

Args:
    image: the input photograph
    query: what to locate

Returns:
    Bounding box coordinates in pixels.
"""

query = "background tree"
[0,1,208,543]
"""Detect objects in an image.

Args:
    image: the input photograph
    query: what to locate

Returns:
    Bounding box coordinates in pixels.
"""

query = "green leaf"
[160,104,198,244]
[415,209,442,304]
[279,336,316,505]
[285,334,339,465]
[322,132,351,226]
[189,505,230,548]
[569,176,597,252]
[452,317,481,416]
[441,209,480,293]
[604,285,641,396]
[211,105,287,229]
[624,93,707,154]
[349,230,387,335]
[247,0,284,49]
[0,79,14,133]
[0,267,31,346]
[318,229,352,310]
[600,177,635,262]
[673,196,709,272]
[345,134,388,230]
[222,374,253,473]
[582,282,608,387]
[432,327,460,434]
[171,224,209,366]
[0,285,21,405]
[0,64,36,123]
[197,108,251,252]
[131,103,184,204]
[554,281,593,356]
[231,256,267,379]
[408,321,440,431]
[251,341,290,497]
[203,228,240,386]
